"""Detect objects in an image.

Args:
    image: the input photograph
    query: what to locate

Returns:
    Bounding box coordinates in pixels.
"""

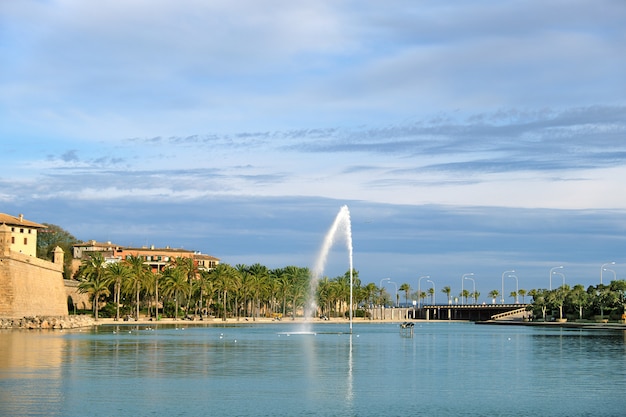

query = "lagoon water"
[1,322,625,416]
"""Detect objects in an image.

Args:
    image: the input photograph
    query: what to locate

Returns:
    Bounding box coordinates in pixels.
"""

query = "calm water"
[1,321,625,417]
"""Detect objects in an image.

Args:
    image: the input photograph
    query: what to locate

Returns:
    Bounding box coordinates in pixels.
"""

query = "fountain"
[308,205,354,332]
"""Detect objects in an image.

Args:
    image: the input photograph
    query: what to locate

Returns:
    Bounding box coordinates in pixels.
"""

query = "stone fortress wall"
[0,223,69,318]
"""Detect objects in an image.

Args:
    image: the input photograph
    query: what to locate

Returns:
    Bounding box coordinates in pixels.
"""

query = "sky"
[1,0,626,301]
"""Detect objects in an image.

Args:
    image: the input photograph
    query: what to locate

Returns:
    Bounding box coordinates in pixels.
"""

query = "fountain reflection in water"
[307,205,354,332]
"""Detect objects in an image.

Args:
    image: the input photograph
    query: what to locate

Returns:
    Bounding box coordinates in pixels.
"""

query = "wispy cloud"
[2,1,626,292]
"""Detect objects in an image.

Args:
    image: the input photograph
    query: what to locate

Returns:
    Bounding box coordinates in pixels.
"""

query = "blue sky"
[2,0,626,300]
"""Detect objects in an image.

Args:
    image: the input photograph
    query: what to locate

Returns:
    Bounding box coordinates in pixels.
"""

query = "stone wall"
[0,315,95,329]
[64,279,91,310]
[0,251,69,317]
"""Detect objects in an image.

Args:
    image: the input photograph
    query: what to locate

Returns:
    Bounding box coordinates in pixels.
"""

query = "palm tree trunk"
[155,275,159,321]
[135,282,140,320]
[223,290,227,321]
[115,280,121,321]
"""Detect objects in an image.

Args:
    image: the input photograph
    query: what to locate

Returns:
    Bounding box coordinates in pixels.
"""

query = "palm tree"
[441,286,452,305]
[211,263,237,321]
[105,261,132,321]
[362,282,378,308]
[274,268,291,318]
[197,270,214,317]
[427,287,435,305]
[509,291,518,303]
[235,264,251,318]
[460,289,470,304]
[399,283,411,307]
[124,255,151,320]
[161,266,187,319]
[315,276,331,318]
[286,266,309,319]
[472,291,480,304]
[77,253,109,320]
[249,263,269,320]
[518,289,527,304]
[488,289,499,304]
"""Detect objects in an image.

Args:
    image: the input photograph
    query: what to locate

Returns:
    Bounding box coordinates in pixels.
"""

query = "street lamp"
[464,275,476,304]
[549,266,563,290]
[604,268,616,282]
[380,278,390,307]
[508,274,519,303]
[501,270,515,304]
[552,271,565,288]
[461,273,474,305]
[426,279,435,305]
[388,280,398,307]
[600,262,615,285]
[417,275,430,309]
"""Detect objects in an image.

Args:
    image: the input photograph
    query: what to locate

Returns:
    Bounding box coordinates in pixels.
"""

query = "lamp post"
[501,270,515,304]
[427,279,435,305]
[552,271,565,288]
[461,273,474,305]
[549,266,563,290]
[464,275,476,304]
[508,274,519,303]
[380,278,390,307]
[417,275,430,309]
[604,268,616,282]
[600,262,615,285]
[388,280,398,307]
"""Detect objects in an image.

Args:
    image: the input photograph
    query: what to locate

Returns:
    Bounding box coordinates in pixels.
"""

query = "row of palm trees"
[526,282,626,321]
[76,253,380,321]
[393,284,528,306]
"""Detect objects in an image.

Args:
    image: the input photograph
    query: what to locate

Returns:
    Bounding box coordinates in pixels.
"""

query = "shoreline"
[3,315,626,330]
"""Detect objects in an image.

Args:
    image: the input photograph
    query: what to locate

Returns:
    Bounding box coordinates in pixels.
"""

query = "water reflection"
[0,330,65,417]
[1,324,626,416]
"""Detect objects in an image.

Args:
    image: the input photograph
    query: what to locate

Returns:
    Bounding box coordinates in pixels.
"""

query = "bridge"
[367,304,530,322]
[419,304,529,321]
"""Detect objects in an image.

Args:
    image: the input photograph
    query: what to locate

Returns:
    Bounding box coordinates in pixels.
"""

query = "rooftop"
[0,213,46,229]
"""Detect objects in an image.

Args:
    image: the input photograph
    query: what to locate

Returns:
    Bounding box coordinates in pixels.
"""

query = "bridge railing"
[491,307,528,320]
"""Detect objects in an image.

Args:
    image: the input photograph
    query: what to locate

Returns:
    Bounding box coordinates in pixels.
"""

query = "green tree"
[37,223,78,279]
[77,253,109,320]
[427,287,435,305]
[488,289,499,304]
[105,261,132,321]
[124,255,151,320]
[211,263,237,321]
[547,285,570,320]
[248,263,269,320]
[472,291,480,305]
[197,270,215,317]
[518,289,527,304]
[460,289,470,304]
[362,282,378,308]
[399,283,411,307]
[441,286,452,305]
[567,284,589,320]
[162,266,189,320]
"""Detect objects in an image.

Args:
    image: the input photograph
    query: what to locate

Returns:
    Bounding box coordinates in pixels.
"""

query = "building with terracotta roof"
[71,241,220,275]
[0,213,68,317]
[0,213,46,257]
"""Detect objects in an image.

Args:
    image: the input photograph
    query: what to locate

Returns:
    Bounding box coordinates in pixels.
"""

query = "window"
[11,237,15,244]
[24,238,27,245]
